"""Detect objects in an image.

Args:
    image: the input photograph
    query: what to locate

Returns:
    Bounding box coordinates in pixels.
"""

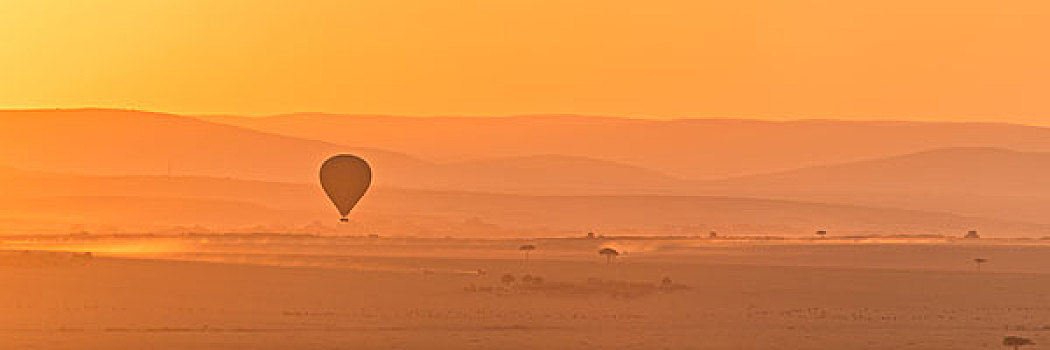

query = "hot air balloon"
[320,154,372,222]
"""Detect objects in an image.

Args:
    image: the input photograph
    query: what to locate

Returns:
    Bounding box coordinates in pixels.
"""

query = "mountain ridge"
[197,111,1050,179]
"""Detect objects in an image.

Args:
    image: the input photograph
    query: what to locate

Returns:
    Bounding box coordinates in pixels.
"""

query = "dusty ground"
[1,237,1049,349]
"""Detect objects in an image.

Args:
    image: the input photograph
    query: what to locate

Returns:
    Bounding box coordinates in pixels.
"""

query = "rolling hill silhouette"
[446,154,683,194]
[2,166,1046,237]
[702,147,1050,223]
[0,165,324,208]
[0,109,681,193]
[13,109,1050,196]
[201,113,1050,179]
[7,109,1050,232]
[711,147,1050,196]
[0,109,430,184]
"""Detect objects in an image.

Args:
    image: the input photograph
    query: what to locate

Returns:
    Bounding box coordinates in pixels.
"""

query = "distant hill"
[709,147,1050,196]
[443,154,683,194]
[701,147,1050,224]
[201,113,1050,179]
[0,109,430,184]
[0,109,680,193]
[0,165,326,210]
[372,189,1048,237]
[0,195,320,227]
[8,109,1050,231]
[1,167,1044,237]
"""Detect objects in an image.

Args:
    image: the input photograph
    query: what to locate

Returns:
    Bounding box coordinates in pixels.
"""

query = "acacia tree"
[660,277,673,291]
[599,248,619,264]
[974,258,988,272]
[1003,336,1034,349]
[519,244,536,265]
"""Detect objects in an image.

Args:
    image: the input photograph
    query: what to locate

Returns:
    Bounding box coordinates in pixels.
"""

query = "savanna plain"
[2,235,1048,349]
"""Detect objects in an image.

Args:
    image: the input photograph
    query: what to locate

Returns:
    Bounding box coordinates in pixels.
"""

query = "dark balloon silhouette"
[320,154,372,222]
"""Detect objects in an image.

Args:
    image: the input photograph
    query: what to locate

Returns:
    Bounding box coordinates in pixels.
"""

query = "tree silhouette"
[519,244,536,265]
[1003,336,1034,349]
[974,258,988,272]
[599,247,619,264]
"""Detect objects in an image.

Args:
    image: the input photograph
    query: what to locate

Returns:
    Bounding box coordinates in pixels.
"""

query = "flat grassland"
[1,236,1048,349]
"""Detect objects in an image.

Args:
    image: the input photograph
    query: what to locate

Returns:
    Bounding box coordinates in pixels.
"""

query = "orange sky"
[2,1,1049,124]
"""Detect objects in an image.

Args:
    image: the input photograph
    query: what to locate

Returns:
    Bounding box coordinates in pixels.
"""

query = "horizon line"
[1,106,1047,128]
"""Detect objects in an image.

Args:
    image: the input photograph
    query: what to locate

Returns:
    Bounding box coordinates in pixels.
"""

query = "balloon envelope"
[320,154,372,220]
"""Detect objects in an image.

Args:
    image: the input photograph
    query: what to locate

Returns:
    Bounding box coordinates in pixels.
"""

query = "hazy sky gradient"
[2,0,1049,124]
